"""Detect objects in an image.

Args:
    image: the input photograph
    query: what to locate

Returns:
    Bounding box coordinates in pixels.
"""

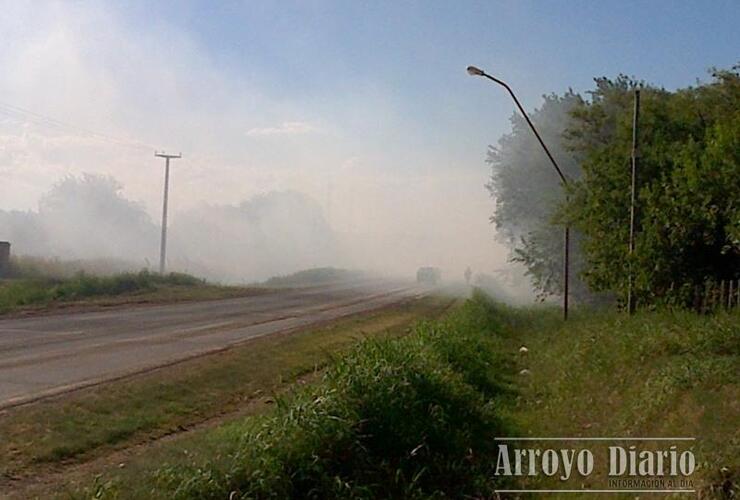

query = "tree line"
[487,64,739,309]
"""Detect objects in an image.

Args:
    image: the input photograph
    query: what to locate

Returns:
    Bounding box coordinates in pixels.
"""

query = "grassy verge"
[0,294,455,497]
[0,270,262,315]
[13,291,737,498]
[495,303,739,498]
[68,292,511,499]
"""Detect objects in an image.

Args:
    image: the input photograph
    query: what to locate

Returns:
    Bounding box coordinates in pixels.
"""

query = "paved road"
[0,281,424,408]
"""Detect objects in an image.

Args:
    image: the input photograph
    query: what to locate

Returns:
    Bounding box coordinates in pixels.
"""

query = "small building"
[0,241,9,277]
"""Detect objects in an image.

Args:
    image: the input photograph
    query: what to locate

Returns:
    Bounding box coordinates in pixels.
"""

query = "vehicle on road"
[416,266,441,285]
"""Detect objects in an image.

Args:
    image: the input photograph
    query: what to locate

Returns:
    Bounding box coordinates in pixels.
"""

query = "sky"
[0,0,738,280]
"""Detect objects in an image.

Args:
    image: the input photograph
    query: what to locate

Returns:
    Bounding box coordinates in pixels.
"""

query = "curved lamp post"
[467,65,570,320]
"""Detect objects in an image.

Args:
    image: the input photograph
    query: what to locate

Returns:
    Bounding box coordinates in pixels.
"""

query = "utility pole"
[155,151,181,274]
[627,90,640,314]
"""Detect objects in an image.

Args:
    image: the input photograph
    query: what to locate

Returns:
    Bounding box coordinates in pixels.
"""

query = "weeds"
[261,267,366,288]
[65,292,739,498]
[88,292,510,499]
[0,269,204,313]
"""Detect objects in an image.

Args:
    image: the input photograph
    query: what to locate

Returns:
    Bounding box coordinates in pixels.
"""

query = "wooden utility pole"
[155,151,181,274]
[627,90,640,314]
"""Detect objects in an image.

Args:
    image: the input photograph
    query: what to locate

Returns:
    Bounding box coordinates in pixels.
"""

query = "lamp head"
[466,65,485,76]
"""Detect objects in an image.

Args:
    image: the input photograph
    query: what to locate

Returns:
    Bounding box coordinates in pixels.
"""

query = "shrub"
[150,293,509,499]
[0,269,204,313]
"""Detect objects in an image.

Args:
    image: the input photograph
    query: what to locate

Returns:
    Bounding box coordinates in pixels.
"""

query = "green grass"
[4,255,141,280]
[0,269,259,314]
[0,295,455,498]
[69,293,510,499]
[494,302,739,498]
[11,291,738,498]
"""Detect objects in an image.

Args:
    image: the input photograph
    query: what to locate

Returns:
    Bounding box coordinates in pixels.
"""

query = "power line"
[0,100,151,150]
[0,100,155,152]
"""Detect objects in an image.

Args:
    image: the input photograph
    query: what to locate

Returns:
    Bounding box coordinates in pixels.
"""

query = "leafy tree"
[565,66,740,307]
[486,92,591,301]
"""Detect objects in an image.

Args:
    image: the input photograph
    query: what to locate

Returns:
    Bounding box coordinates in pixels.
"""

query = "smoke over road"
[0,175,338,282]
[0,2,527,293]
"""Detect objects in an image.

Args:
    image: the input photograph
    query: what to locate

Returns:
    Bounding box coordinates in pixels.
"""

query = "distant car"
[416,267,441,285]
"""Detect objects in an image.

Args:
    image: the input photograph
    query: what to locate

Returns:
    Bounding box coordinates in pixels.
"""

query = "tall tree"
[566,66,740,306]
[486,92,590,301]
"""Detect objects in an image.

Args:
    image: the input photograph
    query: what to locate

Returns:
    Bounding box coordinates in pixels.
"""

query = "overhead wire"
[0,100,157,152]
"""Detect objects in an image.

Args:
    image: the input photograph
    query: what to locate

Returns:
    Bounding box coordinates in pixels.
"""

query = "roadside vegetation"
[71,291,507,499]
[499,302,738,497]
[260,267,368,288]
[4,255,142,279]
[53,290,738,499]
[487,65,739,307]
[0,294,455,498]
[0,257,262,315]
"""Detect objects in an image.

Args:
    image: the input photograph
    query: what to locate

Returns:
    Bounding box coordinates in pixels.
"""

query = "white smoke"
[0,2,515,286]
[0,174,342,282]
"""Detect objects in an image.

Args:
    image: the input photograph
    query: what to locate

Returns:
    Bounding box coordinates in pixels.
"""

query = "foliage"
[0,269,203,313]
[0,174,159,260]
[5,255,140,279]
[486,92,591,301]
[117,291,511,499]
[75,292,739,498]
[565,66,740,306]
[489,65,739,308]
[0,295,449,482]
[261,267,365,288]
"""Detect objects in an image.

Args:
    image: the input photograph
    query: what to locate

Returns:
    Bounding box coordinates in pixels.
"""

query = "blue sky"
[0,0,737,276]
[112,0,739,171]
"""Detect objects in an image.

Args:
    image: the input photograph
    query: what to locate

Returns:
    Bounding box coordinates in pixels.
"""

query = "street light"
[467,65,570,320]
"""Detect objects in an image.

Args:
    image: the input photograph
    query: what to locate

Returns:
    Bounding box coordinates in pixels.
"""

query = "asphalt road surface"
[0,280,425,408]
